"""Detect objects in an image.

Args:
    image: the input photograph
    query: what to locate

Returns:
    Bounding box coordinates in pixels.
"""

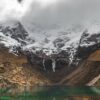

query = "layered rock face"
[0,47,50,89]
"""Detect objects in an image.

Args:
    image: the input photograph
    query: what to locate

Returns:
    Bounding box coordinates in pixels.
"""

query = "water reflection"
[0,86,100,100]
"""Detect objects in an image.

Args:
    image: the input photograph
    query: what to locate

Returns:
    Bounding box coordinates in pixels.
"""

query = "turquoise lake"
[0,86,100,100]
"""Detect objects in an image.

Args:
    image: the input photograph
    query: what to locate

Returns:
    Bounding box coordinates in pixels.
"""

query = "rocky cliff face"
[77,30,100,60]
[0,47,50,89]
[0,21,34,54]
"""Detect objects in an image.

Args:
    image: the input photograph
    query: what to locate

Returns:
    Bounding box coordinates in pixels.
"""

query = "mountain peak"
[0,21,32,54]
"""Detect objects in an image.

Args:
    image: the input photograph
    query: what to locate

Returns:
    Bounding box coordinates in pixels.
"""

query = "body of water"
[0,86,100,100]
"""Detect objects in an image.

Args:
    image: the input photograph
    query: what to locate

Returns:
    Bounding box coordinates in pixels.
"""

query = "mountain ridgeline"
[0,21,100,85]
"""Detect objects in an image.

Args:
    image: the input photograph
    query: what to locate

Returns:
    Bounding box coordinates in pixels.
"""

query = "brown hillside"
[59,50,100,86]
[0,48,51,89]
[88,50,100,61]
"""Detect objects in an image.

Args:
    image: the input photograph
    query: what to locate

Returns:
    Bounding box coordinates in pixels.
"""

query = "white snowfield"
[23,24,100,56]
[0,32,20,47]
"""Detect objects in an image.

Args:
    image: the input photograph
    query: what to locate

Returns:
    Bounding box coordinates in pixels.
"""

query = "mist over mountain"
[0,0,100,72]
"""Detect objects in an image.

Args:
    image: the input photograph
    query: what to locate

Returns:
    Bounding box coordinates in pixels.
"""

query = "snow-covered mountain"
[0,21,34,54]
[0,21,100,72]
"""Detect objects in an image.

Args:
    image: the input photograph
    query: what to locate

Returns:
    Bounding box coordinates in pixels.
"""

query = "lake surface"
[0,86,100,100]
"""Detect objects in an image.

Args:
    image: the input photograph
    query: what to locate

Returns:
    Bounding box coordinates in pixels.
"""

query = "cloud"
[20,0,100,32]
[0,0,100,32]
[0,0,60,22]
[0,0,20,21]
[0,0,33,22]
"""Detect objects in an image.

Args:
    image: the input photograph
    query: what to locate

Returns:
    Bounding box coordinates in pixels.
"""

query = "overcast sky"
[0,0,100,31]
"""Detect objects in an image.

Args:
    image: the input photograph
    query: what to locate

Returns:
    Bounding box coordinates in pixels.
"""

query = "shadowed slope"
[59,50,100,86]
